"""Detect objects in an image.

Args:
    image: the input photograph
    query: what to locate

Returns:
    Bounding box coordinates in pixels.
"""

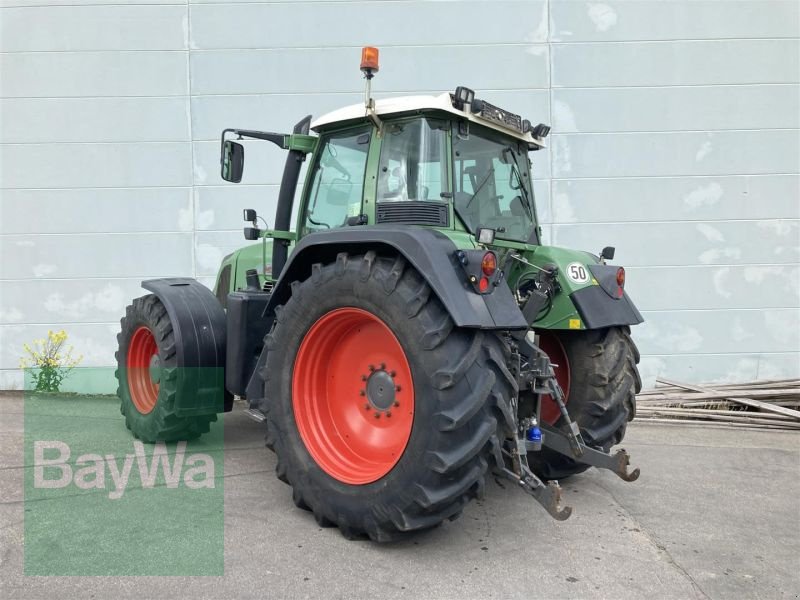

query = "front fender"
[141,278,229,415]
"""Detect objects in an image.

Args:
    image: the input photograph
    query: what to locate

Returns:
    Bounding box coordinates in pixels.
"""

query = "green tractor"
[115,49,642,541]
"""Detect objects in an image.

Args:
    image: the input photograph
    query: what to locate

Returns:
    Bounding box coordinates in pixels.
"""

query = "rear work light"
[616,267,626,297]
[481,252,497,277]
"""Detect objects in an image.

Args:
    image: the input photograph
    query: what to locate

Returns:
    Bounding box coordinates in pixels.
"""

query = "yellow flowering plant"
[19,330,83,392]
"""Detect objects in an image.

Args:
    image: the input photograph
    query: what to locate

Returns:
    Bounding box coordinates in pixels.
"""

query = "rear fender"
[265,226,528,330]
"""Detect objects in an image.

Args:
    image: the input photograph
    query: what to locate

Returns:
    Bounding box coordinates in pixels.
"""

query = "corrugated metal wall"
[1,0,798,391]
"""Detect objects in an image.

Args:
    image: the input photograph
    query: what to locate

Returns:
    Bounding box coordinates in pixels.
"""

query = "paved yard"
[1,391,798,599]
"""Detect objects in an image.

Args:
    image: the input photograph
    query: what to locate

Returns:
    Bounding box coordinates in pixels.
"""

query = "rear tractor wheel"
[115,294,217,442]
[530,326,641,480]
[262,252,516,541]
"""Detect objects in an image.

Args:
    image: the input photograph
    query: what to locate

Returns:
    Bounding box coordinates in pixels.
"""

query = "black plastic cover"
[570,285,644,329]
[225,291,273,397]
[265,225,527,330]
[141,278,229,415]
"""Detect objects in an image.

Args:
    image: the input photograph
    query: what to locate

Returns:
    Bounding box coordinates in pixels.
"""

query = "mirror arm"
[221,128,289,152]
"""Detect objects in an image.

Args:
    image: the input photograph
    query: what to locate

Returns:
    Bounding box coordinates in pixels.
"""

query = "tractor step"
[244,408,267,423]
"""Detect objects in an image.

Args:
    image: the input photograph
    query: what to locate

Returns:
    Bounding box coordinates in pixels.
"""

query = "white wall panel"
[190,1,547,49]
[551,220,799,267]
[0,51,188,97]
[552,85,800,133]
[0,5,187,51]
[551,175,800,224]
[1,143,192,189]
[0,233,193,279]
[0,278,148,325]
[1,97,190,143]
[551,0,800,42]
[0,188,192,234]
[624,266,800,311]
[551,130,799,178]
[552,40,799,87]
[635,309,800,355]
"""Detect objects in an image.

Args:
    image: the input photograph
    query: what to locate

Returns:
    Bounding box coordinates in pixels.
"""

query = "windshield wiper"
[507,150,533,215]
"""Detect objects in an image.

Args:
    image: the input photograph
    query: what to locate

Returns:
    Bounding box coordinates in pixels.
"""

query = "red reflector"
[481,252,497,276]
[478,276,490,293]
[616,267,625,287]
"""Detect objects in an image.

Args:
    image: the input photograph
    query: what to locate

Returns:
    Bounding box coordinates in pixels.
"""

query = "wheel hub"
[292,307,416,485]
[149,354,162,385]
[365,368,396,412]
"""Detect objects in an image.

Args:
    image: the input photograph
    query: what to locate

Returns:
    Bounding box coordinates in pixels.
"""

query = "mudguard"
[572,264,644,328]
[265,225,528,330]
[141,278,229,415]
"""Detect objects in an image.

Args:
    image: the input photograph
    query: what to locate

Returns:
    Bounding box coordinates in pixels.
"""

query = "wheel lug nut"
[359,390,366,396]
[386,412,392,418]
[380,363,386,370]
[364,404,370,410]
[394,401,400,408]
[361,375,368,381]
[374,412,381,419]
[395,385,402,392]
[368,365,375,372]
[390,370,396,378]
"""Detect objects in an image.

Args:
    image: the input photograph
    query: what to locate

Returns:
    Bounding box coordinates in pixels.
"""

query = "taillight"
[616,267,625,297]
[481,252,497,277]
[478,276,490,293]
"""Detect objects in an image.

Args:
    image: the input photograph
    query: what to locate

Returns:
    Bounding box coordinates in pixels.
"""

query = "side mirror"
[221,140,244,183]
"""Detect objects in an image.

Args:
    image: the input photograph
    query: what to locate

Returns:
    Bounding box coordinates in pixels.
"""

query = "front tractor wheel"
[115,294,216,442]
[263,252,516,541]
[530,326,642,481]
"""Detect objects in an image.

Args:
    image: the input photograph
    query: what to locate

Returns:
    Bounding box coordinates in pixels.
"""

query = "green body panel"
[213,113,622,332]
[503,244,599,330]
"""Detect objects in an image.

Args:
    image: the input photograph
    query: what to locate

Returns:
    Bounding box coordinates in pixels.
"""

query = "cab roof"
[310,92,545,149]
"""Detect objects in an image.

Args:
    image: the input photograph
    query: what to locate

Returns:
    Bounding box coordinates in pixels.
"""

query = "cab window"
[302,127,371,234]
[377,119,448,202]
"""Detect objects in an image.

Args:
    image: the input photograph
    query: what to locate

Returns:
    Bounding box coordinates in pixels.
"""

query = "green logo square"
[24,368,224,576]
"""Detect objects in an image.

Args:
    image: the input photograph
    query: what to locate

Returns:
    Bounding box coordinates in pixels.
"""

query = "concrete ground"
[1,391,798,599]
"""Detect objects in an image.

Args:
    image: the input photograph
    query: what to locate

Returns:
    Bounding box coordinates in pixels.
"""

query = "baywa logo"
[34,440,215,500]
[24,376,224,576]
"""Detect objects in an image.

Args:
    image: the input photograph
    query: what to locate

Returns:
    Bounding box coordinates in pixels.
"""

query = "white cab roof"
[310,93,545,148]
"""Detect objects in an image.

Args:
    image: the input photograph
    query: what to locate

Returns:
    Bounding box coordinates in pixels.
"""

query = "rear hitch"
[534,423,640,482]
[490,438,573,520]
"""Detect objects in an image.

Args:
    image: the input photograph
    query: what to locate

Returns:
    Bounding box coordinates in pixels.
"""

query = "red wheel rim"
[127,326,159,415]
[293,307,415,485]
[537,333,570,425]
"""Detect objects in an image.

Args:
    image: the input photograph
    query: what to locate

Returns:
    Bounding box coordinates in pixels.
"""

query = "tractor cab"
[303,101,545,245]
